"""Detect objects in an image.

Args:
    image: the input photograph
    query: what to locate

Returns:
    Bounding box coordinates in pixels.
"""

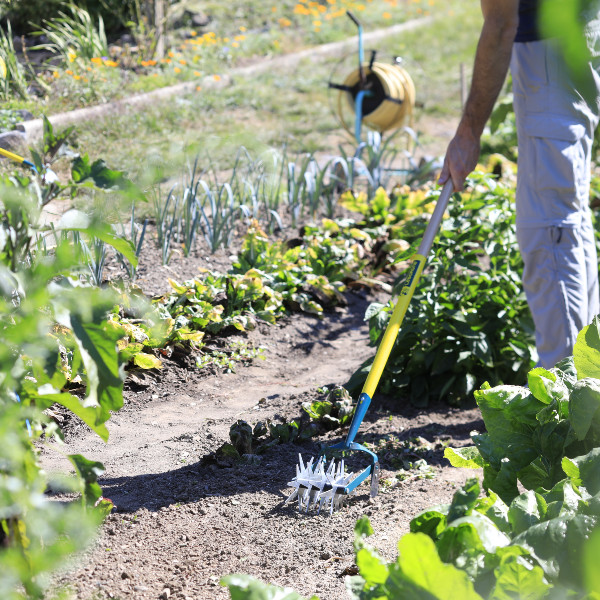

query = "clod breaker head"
[284,392,380,515]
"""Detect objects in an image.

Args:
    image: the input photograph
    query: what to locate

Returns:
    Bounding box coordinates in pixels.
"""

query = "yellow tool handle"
[362,180,455,399]
[0,146,37,173]
[0,146,27,164]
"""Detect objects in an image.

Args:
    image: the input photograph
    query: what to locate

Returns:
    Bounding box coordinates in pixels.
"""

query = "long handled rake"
[285,180,455,514]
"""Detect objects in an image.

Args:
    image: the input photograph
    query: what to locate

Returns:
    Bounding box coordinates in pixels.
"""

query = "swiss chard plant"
[356,469,600,600]
[231,220,359,315]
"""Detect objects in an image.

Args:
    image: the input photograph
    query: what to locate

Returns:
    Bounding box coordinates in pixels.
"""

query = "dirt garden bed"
[39,230,484,600]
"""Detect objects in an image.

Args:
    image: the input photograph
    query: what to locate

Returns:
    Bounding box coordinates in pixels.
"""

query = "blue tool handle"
[23,159,37,173]
[345,392,371,446]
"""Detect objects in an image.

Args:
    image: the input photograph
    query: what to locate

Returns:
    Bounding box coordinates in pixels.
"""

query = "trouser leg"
[583,214,600,323]
[517,222,597,368]
[511,40,600,368]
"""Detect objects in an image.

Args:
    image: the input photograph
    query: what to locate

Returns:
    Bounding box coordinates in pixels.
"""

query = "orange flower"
[383,11,391,18]
[193,70,202,76]
[65,69,73,75]
[91,57,103,65]
[179,59,187,65]
[213,74,221,81]
[174,67,181,73]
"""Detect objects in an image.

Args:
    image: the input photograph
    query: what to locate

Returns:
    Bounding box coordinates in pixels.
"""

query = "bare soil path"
[43,276,482,600]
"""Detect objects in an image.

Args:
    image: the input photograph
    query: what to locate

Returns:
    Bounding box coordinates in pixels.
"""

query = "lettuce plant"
[447,316,600,504]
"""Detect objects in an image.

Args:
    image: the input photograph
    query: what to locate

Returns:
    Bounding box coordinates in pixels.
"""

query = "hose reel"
[328,12,416,142]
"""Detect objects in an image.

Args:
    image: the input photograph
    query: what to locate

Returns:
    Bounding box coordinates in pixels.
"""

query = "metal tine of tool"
[285,454,357,515]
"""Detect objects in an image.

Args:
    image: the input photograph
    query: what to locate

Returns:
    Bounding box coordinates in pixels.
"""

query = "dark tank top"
[515,0,540,43]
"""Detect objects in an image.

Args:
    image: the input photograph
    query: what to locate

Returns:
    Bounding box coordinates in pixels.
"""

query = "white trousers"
[511,39,600,368]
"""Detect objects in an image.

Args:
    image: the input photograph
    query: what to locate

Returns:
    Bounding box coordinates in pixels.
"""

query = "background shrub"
[0,0,142,36]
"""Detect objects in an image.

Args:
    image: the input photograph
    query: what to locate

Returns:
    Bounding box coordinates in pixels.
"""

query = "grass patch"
[65,2,482,187]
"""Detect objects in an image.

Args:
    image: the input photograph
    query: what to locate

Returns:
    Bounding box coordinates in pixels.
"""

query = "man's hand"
[438,127,481,192]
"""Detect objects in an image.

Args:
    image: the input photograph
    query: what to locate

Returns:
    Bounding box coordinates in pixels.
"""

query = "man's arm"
[439,0,519,191]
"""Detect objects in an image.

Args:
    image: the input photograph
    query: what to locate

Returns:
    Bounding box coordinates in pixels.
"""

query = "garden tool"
[285,179,455,515]
[0,146,58,184]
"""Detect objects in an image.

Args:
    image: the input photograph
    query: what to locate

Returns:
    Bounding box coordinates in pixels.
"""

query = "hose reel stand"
[328,11,416,144]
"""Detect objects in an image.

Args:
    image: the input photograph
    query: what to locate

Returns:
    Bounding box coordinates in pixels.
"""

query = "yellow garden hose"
[335,62,415,136]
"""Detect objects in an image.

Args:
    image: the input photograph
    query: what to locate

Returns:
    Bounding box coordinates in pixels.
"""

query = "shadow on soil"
[100,401,484,514]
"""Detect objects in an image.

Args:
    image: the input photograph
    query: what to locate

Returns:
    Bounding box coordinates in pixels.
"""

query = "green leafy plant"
[0,403,101,600]
[196,340,265,372]
[0,225,126,598]
[348,173,536,406]
[160,271,283,336]
[232,221,356,316]
[303,385,355,430]
[407,469,600,598]
[446,315,600,504]
[0,120,152,598]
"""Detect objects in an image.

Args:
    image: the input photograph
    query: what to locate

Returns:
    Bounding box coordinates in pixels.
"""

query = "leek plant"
[303,158,338,219]
[117,203,147,281]
[197,181,238,253]
[75,232,107,286]
[180,159,204,257]
[287,154,311,228]
[161,195,180,265]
